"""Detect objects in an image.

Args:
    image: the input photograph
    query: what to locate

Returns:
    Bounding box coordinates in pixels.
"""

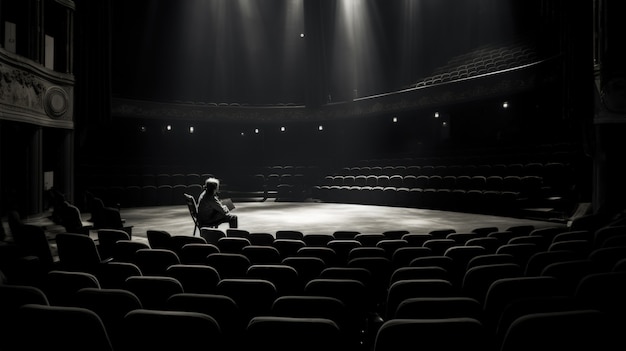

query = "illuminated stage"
[115,201,566,244]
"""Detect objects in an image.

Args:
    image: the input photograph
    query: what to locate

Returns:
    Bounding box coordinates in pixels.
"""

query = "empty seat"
[374,318,486,351]
[123,309,223,351]
[179,243,220,265]
[395,296,483,320]
[216,278,277,321]
[165,264,220,294]
[242,245,282,265]
[44,270,101,306]
[246,264,300,296]
[134,248,181,276]
[461,263,523,303]
[166,293,245,342]
[205,253,251,279]
[389,266,449,285]
[483,276,565,331]
[216,237,251,254]
[73,287,143,349]
[245,316,345,351]
[97,229,131,260]
[124,275,184,310]
[96,261,142,289]
[56,233,109,275]
[499,310,613,351]
[385,279,454,319]
[199,228,226,245]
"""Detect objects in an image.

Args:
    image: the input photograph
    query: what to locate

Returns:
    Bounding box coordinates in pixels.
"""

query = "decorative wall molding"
[0,49,74,129]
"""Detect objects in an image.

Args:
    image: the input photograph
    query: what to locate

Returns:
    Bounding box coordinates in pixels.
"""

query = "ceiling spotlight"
[189,126,195,134]
[166,124,172,131]
[300,33,305,38]
[318,125,324,131]
[434,112,440,118]
[254,128,260,134]
[280,126,286,132]
[392,117,398,123]
[139,126,146,133]
[241,132,245,136]
[502,101,509,109]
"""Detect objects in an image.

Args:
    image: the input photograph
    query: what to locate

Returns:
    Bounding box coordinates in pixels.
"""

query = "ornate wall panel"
[0,49,75,129]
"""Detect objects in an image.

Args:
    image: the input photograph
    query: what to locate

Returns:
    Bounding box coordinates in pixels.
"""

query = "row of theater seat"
[320,174,546,193]
[415,40,540,88]
[337,161,568,178]
[2,224,625,350]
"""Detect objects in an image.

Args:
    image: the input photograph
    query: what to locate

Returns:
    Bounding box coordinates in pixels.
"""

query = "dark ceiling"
[110,0,552,106]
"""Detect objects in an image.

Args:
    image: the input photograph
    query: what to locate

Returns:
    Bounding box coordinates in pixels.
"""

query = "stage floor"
[102,201,566,244]
[5,200,568,258]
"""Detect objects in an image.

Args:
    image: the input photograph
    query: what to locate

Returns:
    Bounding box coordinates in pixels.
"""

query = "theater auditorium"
[1,0,626,350]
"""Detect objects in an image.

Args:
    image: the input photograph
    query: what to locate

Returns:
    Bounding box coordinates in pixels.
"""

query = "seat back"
[499,310,613,351]
[74,287,143,349]
[16,304,113,351]
[97,229,130,260]
[245,316,345,351]
[184,193,200,235]
[124,276,184,310]
[123,309,222,350]
[56,233,103,274]
[374,318,486,351]
[166,293,245,342]
[44,270,101,306]
[165,264,220,294]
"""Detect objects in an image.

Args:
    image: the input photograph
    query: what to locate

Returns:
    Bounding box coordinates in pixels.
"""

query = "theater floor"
[79,200,567,244]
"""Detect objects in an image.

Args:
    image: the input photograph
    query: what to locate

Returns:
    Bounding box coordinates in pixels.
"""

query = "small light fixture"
[300,33,305,38]
[280,126,286,132]
[254,128,260,134]
[189,126,195,134]
[139,126,146,133]
[241,132,245,136]
[434,112,440,118]
[166,124,172,131]
[318,125,324,131]
[502,101,509,109]
[392,117,398,123]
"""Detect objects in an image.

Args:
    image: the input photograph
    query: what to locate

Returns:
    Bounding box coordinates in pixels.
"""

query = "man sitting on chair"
[197,177,238,228]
